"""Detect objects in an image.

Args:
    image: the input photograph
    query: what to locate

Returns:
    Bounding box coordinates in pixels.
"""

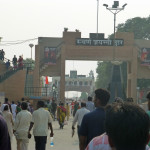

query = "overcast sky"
[0,0,149,76]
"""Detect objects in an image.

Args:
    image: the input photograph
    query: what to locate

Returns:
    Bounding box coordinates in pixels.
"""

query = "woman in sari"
[57,103,66,129]
[65,103,70,121]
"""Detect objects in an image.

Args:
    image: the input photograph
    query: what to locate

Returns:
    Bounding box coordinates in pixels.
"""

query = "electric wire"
[0,38,38,46]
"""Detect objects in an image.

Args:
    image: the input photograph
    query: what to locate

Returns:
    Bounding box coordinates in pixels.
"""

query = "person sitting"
[105,102,150,150]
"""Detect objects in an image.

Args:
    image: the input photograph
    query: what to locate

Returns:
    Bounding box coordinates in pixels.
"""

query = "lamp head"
[64,27,68,32]
[103,4,108,8]
[122,3,127,8]
[112,1,119,8]
[29,43,34,48]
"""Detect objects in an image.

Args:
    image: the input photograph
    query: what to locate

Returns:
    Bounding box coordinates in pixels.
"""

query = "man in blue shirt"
[86,96,95,112]
[79,88,110,150]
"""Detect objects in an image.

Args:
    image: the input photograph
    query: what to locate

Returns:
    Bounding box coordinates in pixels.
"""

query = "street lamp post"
[52,84,57,100]
[103,1,127,101]
[0,37,3,42]
[103,1,127,60]
[97,0,99,36]
[29,43,34,60]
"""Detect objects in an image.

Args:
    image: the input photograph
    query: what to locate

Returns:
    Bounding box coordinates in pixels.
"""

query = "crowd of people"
[0,98,53,150]
[6,55,23,70]
[71,89,150,150]
[1,88,150,150]
[0,49,23,70]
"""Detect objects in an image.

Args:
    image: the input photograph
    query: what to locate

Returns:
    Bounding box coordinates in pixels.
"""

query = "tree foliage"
[23,58,35,70]
[109,16,150,40]
[80,92,88,100]
[137,79,150,89]
[96,61,112,89]
[117,16,150,40]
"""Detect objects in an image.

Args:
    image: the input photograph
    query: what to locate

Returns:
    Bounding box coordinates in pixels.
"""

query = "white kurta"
[2,110,14,141]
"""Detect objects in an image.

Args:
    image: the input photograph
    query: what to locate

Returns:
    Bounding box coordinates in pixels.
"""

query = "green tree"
[80,92,88,100]
[96,61,112,89]
[23,58,35,70]
[117,16,150,40]
[109,16,150,40]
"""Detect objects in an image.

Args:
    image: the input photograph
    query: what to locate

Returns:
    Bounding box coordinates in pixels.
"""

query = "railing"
[0,62,34,83]
[0,67,20,83]
[24,87,53,97]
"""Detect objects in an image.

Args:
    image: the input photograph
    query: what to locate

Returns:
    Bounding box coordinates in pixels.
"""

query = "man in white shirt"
[72,102,90,138]
[28,100,54,150]
[11,101,17,121]
[14,102,32,150]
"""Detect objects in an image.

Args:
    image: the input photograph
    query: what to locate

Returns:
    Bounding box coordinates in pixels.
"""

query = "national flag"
[45,76,48,84]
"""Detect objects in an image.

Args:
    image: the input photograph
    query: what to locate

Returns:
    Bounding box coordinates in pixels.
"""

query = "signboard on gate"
[76,38,124,46]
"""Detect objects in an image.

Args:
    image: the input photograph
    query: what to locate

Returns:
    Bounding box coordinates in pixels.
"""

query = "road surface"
[12,117,79,150]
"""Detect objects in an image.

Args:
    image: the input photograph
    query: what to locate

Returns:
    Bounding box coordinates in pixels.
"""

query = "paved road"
[12,117,79,150]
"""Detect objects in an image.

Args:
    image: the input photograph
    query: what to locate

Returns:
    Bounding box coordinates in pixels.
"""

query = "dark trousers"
[52,111,56,121]
[34,136,47,150]
[77,125,80,139]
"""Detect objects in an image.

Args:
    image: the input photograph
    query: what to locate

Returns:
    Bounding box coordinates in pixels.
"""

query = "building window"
[74,81,77,86]
[79,81,82,86]
[84,81,88,86]
[90,81,92,86]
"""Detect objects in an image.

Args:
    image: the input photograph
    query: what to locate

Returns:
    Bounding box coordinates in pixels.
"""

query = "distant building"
[52,70,95,96]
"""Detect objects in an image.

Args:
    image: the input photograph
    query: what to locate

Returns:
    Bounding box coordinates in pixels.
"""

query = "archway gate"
[33,31,142,103]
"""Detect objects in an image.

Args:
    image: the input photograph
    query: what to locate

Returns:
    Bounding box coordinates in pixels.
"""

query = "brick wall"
[0,70,26,102]
[0,62,7,75]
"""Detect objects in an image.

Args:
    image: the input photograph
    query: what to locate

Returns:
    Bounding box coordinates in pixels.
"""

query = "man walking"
[51,100,57,121]
[79,88,110,150]
[14,102,32,150]
[28,100,54,150]
[72,101,90,138]
[86,96,95,112]
[11,101,17,121]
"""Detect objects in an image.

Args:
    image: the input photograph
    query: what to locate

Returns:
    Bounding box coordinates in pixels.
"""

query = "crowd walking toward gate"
[1,88,150,150]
